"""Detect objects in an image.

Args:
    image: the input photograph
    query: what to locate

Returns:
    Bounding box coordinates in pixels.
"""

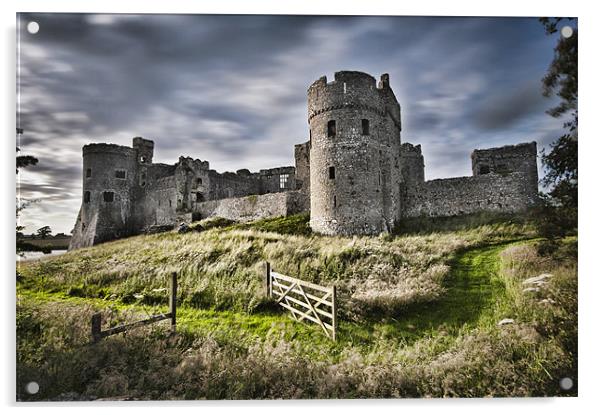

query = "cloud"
[472,81,549,130]
[15,13,568,233]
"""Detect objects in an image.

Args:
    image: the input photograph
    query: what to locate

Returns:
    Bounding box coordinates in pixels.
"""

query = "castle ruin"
[69,71,538,249]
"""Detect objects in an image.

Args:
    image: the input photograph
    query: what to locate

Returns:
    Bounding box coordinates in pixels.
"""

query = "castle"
[69,71,538,249]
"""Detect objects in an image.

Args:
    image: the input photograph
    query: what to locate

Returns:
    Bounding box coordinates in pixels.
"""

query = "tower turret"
[307,71,402,235]
[69,142,138,249]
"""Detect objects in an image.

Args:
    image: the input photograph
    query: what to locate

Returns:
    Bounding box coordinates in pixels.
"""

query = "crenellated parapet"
[307,71,401,131]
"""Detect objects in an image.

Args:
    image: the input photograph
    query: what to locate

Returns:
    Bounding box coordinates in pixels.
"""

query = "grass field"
[16,214,577,400]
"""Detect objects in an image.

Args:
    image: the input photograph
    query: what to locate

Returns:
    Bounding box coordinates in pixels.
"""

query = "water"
[17,250,67,262]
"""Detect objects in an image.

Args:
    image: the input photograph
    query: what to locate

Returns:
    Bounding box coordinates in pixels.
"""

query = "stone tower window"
[86,168,92,178]
[479,165,491,175]
[103,191,114,202]
[196,178,203,187]
[333,195,337,208]
[83,191,91,203]
[139,172,147,187]
[329,166,335,180]
[327,120,336,138]
[362,119,370,135]
[279,174,289,189]
[196,192,204,203]
[115,170,126,179]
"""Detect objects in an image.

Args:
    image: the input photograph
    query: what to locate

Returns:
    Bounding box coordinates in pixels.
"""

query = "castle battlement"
[83,143,135,156]
[401,142,423,154]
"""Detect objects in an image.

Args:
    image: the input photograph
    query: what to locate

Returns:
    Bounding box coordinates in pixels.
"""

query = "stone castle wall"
[402,141,539,218]
[70,137,300,249]
[402,172,537,218]
[195,190,308,223]
[294,141,311,193]
[472,141,538,195]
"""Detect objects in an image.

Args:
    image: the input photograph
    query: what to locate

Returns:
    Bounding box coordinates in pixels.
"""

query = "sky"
[16,13,574,235]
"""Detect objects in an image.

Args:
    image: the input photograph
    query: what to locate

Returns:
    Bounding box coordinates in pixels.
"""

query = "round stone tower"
[72,143,138,247]
[307,71,402,235]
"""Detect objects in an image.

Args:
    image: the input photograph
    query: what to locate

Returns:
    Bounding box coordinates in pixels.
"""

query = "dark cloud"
[16,13,571,233]
[472,81,549,130]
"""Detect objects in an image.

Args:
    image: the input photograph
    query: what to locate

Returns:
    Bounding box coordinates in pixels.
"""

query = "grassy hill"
[16,214,577,400]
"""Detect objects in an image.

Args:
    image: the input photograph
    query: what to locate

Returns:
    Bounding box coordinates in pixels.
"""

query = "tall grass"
[18,215,579,399]
[18,218,534,317]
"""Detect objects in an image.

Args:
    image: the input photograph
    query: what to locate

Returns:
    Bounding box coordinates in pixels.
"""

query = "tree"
[538,17,578,237]
[16,137,40,258]
[16,147,38,173]
[36,226,52,239]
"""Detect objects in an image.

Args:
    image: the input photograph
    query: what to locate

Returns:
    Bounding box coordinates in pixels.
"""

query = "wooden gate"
[265,262,337,341]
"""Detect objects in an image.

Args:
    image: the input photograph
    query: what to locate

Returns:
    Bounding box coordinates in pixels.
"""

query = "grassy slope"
[16,215,577,399]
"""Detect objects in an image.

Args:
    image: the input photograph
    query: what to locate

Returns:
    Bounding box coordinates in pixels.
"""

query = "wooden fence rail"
[265,262,337,341]
[91,272,177,342]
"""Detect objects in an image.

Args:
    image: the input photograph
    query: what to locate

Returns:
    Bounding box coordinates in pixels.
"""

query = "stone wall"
[471,141,538,195]
[294,141,311,193]
[206,170,262,200]
[195,190,308,222]
[259,166,296,193]
[400,142,425,186]
[402,172,537,218]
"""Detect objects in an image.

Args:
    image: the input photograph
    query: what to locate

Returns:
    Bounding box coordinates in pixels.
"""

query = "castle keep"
[69,71,538,249]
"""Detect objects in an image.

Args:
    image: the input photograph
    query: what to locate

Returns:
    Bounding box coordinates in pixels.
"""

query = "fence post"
[265,262,272,298]
[170,272,177,333]
[331,286,337,342]
[91,313,102,343]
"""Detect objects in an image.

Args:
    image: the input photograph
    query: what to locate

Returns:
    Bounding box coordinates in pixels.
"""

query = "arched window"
[327,120,336,138]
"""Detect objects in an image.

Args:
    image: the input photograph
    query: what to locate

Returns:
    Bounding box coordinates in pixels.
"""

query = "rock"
[522,287,540,293]
[177,222,189,234]
[522,274,552,286]
[539,298,556,305]
[498,318,515,326]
